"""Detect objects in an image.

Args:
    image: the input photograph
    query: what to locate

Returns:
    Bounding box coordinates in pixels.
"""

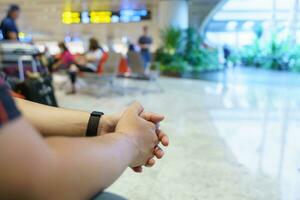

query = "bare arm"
[15,98,90,137]
[15,98,169,172]
[14,98,168,142]
[0,117,138,200]
[85,55,98,63]
[52,59,64,70]
[7,32,18,40]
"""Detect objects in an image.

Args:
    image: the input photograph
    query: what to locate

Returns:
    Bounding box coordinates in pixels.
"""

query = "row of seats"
[94,51,148,75]
[75,51,163,96]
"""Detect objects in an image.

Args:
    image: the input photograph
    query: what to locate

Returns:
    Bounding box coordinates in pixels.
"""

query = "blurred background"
[1,0,300,199]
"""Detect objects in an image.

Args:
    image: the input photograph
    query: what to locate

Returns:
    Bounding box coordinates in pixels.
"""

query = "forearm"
[15,98,90,137]
[45,132,136,199]
[0,118,137,199]
[86,57,97,63]
[53,59,63,69]
[8,32,18,40]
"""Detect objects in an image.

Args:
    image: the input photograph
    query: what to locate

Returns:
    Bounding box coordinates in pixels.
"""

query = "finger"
[154,146,164,159]
[131,166,143,173]
[157,130,169,147]
[140,112,165,124]
[126,101,144,116]
[145,158,156,167]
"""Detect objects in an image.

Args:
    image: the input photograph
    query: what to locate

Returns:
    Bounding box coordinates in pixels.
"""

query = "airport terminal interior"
[1,0,300,199]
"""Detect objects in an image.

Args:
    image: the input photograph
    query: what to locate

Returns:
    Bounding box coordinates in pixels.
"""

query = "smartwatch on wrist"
[86,111,104,137]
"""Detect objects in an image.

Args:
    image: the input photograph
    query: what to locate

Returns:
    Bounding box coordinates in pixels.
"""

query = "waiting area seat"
[55,51,164,96]
[79,52,124,96]
[118,51,164,93]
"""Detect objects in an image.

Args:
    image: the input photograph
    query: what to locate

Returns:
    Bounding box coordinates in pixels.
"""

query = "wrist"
[97,114,120,136]
[115,131,140,165]
[97,115,107,135]
[72,111,90,137]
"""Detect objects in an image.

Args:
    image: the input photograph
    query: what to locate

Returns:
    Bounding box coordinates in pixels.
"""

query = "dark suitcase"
[14,56,58,107]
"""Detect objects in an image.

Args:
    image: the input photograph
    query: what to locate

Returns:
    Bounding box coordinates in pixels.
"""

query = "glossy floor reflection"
[204,68,300,200]
[54,69,287,200]
[93,192,127,200]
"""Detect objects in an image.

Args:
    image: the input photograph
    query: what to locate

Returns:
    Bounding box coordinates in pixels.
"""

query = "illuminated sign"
[62,11,81,24]
[62,9,151,24]
[90,11,112,23]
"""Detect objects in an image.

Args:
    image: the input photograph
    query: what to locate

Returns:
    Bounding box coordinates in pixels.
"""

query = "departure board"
[62,9,151,24]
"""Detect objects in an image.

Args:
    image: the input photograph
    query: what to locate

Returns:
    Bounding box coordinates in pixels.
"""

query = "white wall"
[0,0,160,51]
[158,0,189,30]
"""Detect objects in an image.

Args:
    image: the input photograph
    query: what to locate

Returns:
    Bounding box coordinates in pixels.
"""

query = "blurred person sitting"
[0,4,20,41]
[138,26,153,69]
[68,38,104,94]
[50,42,75,72]
[75,38,104,72]
[0,77,169,199]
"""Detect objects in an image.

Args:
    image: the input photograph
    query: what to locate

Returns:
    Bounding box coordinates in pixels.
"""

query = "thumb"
[125,101,144,116]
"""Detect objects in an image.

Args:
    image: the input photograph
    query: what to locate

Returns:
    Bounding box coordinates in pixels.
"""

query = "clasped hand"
[99,102,169,173]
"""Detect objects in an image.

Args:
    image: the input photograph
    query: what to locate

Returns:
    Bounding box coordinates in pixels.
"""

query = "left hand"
[98,112,169,172]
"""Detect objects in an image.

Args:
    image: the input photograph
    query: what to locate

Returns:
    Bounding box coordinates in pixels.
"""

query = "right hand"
[116,102,159,168]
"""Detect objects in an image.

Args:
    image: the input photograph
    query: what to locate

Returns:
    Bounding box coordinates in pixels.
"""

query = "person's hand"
[131,112,169,173]
[98,114,121,135]
[115,102,158,168]
[99,112,165,137]
[98,105,169,172]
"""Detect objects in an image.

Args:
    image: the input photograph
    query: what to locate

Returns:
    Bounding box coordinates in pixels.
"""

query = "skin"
[74,54,98,67]
[0,102,169,199]
[7,32,18,40]
[52,57,64,70]
[15,98,169,171]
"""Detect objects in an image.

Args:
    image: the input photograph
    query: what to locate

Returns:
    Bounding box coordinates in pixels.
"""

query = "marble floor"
[54,68,300,200]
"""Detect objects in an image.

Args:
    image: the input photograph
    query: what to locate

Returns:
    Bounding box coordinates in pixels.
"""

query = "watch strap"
[86,111,104,137]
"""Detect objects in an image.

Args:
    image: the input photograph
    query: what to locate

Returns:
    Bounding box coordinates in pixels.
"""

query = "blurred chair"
[119,51,163,93]
[96,52,109,74]
[102,53,121,76]
[127,52,145,74]
[80,52,123,96]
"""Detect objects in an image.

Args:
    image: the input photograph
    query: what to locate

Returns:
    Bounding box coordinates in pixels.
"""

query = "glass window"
[204,0,300,47]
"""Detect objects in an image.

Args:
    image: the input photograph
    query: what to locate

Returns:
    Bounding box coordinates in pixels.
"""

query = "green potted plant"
[155,26,220,77]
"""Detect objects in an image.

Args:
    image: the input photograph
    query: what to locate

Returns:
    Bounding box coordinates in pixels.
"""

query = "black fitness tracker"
[86,111,104,137]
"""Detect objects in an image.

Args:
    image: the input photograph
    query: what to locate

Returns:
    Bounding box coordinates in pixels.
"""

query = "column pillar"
[158,0,189,30]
